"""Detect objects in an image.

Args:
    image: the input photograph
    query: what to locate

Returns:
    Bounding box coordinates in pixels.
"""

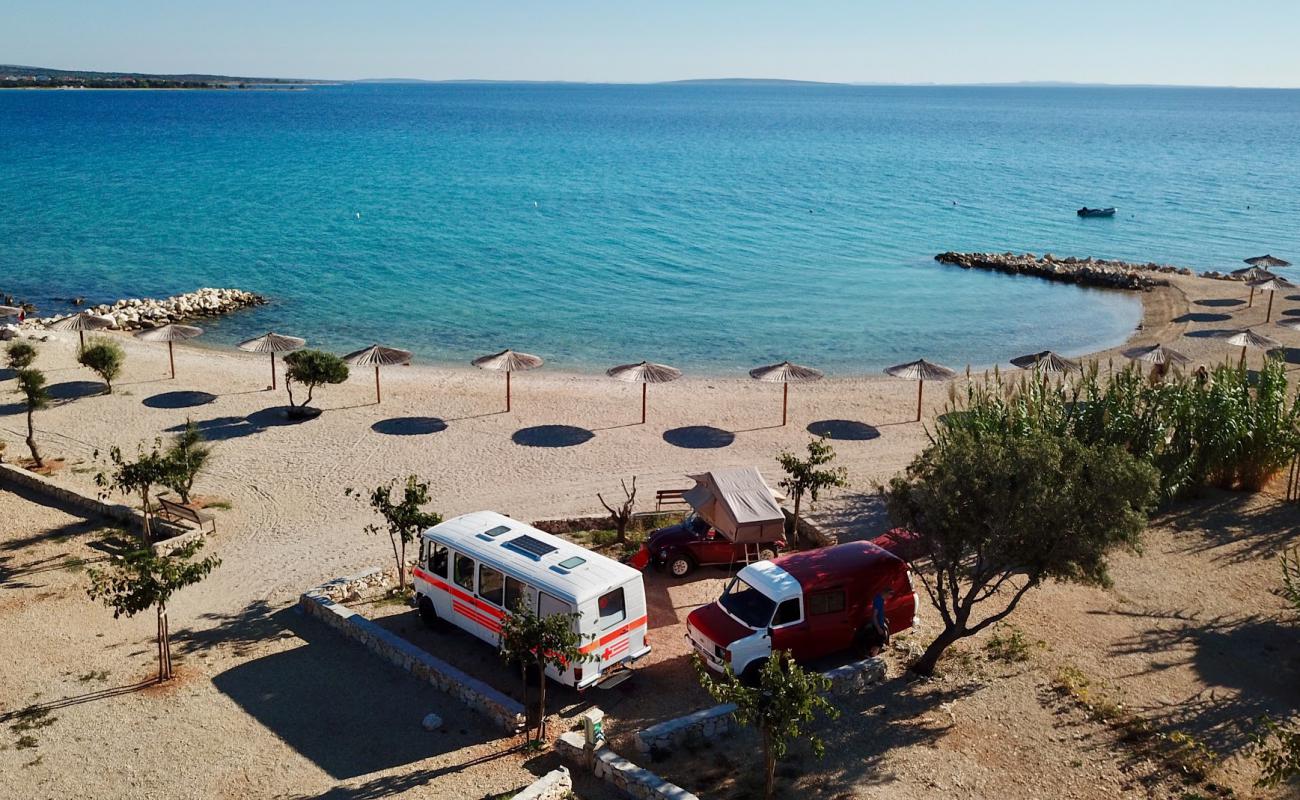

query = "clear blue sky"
[3,0,1298,86]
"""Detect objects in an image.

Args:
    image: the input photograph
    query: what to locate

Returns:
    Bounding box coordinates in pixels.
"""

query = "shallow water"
[2,84,1297,374]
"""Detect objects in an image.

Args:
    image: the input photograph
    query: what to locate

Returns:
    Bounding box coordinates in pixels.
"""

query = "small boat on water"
[1077,207,1116,218]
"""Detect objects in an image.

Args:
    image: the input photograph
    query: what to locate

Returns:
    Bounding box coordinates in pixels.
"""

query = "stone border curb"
[558,731,698,800]
[514,766,573,800]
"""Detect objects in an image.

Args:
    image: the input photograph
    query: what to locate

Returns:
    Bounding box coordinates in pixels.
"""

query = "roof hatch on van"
[551,555,587,575]
[505,534,558,560]
[477,524,512,541]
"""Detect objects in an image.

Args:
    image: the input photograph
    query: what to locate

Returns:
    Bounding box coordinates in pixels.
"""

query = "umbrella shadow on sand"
[511,425,594,448]
[371,417,448,436]
[662,425,735,449]
[1194,298,1245,308]
[142,390,217,410]
[1174,312,1233,324]
[807,419,881,441]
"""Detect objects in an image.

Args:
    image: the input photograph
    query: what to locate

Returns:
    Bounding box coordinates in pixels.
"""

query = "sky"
[2,1,1298,87]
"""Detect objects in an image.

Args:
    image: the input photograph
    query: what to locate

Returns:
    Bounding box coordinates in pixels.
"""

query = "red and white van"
[686,541,917,680]
[413,511,651,690]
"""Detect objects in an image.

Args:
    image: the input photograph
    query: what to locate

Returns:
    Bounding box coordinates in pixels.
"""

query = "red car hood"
[687,602,754,647]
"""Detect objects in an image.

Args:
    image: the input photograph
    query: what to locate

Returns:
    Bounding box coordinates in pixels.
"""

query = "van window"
[597,588,626,629]
[809,590,846,616]
[478,565,504,606]
[427,542,448,579]
[504,576,528,612]
[720,577,777,629]
[773,599,801,626]
[538,592,572,622]
[454,553,475,592]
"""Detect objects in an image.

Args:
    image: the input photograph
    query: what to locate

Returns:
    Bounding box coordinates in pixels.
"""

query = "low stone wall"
[298,579,526,733]
[557,731,699,800]
[513,767,573,800]
[31,287,265,332]
[634,656,886,756]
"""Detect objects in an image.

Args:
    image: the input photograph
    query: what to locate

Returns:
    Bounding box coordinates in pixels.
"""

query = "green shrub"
[283,349,349,410]
[5,341,36,370]
[77,337,125,393]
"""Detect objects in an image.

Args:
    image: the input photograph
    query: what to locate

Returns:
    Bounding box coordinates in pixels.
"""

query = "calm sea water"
[2,84,1298,374]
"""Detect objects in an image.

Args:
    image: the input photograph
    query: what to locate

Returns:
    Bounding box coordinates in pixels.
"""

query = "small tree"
[694,651,839,800]
[87,539,220,682]
[1281,548,1300,617]
[597,476,637,544]
[162,420,212,505]
[15,368,49,468]
[885,430,1157,676]
[96,440,173,543]
[498,600,588,743]
[347,475,441,591]
[6,340,37,370]
[777,437,847,541]
[283,349,349,415]
[78,337,126,393]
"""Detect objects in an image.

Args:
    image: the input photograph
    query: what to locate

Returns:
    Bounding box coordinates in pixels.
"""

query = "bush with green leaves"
[886,428,1157,676]
[77,336,126,393]
[694,650,839,800]
[498,601,588,743]
[283,349,349,412]
[96,440,173,542]
[777,437,848,540]
[6,340,37,370]
[15,368,49,467]
[346,475,442,591]
[161,420,212,505]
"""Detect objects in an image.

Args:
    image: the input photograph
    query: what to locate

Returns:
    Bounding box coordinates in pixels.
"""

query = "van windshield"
[720,577,776,629]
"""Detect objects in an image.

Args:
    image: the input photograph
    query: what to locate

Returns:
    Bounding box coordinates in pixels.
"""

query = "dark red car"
[627,513,784,578]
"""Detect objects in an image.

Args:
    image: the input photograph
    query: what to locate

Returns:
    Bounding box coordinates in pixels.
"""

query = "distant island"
[0,64,315,89]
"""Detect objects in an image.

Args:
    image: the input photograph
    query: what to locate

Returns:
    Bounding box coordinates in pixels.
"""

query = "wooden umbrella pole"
[641,382,647,425]
[270,353,277,390]
[168,341,175,379]
[1267,292,1275,322]
[1240,346,1248,370]
[78,330,85,350]
[375,365,381,404]
[916,379,924,422]
[782,382,789,426]
[506,370,512,412]
[1249,287,1255,308]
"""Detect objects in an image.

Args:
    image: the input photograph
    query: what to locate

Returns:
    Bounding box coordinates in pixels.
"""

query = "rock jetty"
[935,252,1198,291]
[31,288,265,331]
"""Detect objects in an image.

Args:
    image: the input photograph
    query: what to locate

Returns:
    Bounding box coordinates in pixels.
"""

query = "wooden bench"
[157,497,218,535]
[655,489,691,512]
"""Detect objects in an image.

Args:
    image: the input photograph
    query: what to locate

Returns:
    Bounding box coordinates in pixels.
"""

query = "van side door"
[805,587,853,658]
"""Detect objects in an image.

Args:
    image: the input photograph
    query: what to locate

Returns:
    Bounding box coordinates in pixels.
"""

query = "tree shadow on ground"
[0,478,118,552]
[1155,490,1300,564]
[46,380,104,400]
[171,598,287,658]
[818,492,894,544]
[1174,312,1233,323]
[142,390,217,409]
[511,425,594,448]
[213,608,506,781]
[1194,298,1246,308]
[281,745,538,800]
[1101,608,1300,754]
[662,426,735,449]
[165,406,308,441]
[371,417,448,436]
[807,419,881,441]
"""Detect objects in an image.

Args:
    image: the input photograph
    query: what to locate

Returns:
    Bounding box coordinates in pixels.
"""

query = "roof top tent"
[682,466,785,545]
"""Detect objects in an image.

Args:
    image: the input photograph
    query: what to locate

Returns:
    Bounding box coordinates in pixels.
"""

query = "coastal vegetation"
[498,602,587,744]
[597,476,638,545]
[86,539,220,682]
[95,440,174,542]
[160,421,211,506]
[777,438,847,541]
[77,337,125,394]
[283,349,349,417]
[694,650,838,800]
[347,475,441,592]
[885,429,1157,676]
[14,367,49,467]
[1252,549,1300,789]
[6,340,36,369]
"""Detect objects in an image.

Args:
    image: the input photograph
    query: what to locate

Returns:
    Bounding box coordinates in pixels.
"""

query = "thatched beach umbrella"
[749,361,823,426]
[607,361,682,424]
[344,344,412,404]
[1010,350,1082,375]
[1233,266,1276,307]
[134,323,203,379]
[45,311,113,349]
[885,359,957,422]
[472,348,544,412]
[1122,343,1191,367]
[1223,328,1280,369]
[1245,255,1291,269]
[0,305,22,319]
[238,331,305,390]
[1247,275,1297,322]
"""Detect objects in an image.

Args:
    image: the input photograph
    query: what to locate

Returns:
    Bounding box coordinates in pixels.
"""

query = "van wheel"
[667,554,696,578]
[418,596,441,630]
[740,659,768,687]
[757,547,777,561]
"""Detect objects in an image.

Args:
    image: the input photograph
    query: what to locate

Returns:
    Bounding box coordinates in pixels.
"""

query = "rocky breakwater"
[935,252,1196,291]
[34,288,265,332]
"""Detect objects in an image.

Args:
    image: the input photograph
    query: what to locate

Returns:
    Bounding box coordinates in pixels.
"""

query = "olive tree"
[777,437,847,541]
[885,429,1157,676]
[14,368,49,467]
[694,651,839,800]
[6,340,37,370]
[346,475,441,591]
[87,539,220,682]
[161,420,212,505]
[597,476,637,544]
[96,440,173,542]
[283,349,349,416]
[498,601,588,743]
[78,337,125,393]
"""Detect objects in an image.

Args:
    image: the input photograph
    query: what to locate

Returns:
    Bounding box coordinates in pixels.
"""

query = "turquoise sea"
[1,83,1297,374]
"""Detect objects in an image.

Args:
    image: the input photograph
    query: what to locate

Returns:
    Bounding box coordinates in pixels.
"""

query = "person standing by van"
[872,588,894,651]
